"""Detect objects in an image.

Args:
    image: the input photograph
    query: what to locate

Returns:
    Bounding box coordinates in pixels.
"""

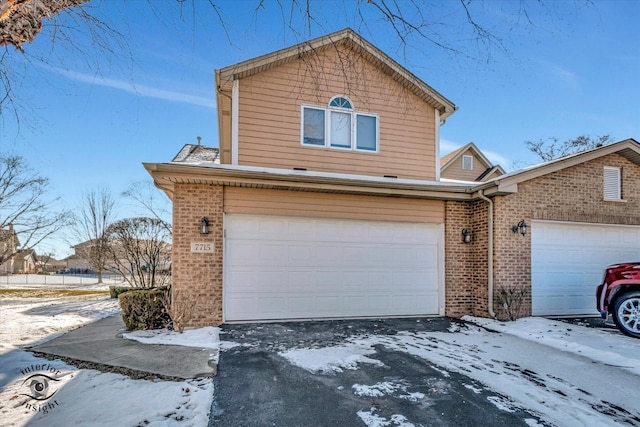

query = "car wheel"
[613,291,640,338]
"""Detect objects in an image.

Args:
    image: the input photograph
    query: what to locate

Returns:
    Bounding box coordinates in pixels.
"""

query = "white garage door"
[532,220,640,316]
[224,214,443,321]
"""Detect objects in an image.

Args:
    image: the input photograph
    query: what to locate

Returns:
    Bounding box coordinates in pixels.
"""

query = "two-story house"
[145,28,640,327]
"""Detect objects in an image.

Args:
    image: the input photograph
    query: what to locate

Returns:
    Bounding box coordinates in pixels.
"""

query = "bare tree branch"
[0,153,71,264]
[72,188,116,283]
[525,134,614,162]
[106,217,171,289]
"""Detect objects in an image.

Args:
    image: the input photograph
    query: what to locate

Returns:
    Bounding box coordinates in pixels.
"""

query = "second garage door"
[224,214,443,321]
[531,220,640,316]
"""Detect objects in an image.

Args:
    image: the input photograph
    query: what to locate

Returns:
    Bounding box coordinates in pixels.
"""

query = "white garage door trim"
[223,214,444,322]
[531,220,640,316]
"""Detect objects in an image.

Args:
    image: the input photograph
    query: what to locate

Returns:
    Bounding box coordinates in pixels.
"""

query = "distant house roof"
[215,28,457,121]
[172,144,220,164]
[440,142,506,182]
[474,138,640,195]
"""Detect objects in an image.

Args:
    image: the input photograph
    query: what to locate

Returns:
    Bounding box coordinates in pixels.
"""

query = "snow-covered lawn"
[0,282,215,427]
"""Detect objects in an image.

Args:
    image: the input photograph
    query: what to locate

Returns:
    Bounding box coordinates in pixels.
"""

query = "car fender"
[606,279,640,307]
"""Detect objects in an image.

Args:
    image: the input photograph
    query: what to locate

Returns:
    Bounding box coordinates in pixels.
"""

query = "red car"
[597,262,640,338]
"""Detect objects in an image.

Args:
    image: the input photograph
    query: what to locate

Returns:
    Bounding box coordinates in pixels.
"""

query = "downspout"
[478,189,496,318]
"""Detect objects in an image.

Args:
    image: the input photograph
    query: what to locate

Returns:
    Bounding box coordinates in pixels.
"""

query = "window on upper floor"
[603,166,622,200]
[462,155,473,170]
[302,96,379,152]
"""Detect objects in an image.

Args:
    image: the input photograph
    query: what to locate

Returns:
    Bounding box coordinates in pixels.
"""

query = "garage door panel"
[225,214,442,321]
[532,221,640,316]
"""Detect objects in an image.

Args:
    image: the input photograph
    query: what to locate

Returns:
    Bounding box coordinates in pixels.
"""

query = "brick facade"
[172,183,224,326]
[444,153,640,320]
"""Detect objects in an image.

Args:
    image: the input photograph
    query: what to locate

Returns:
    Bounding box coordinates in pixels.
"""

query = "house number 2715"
[191,242,214,253]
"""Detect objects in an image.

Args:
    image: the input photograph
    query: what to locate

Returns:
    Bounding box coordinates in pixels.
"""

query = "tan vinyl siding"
[441,152,486,181]
[235,45,437,180]
[224,187,444,223]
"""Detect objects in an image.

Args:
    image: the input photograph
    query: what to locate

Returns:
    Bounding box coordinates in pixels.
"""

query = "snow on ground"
[280,318,640,427]
[123,327,220,349]
[0,282,214,426]
[465,316,640,376]
[280,343,385,374]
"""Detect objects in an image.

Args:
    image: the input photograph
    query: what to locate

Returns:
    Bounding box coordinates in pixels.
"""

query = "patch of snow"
[463,383,483,394]
[279,343,384,374]
[352,382,403,397]
[487,395,517,413]
[464,316,640,376]
[357,408,415,427]
[398,391,425,402]
[123,326,220,349]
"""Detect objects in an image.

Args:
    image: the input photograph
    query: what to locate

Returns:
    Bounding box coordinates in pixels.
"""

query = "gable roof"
[440,142,506,182]
[215,28,457,120]
[473,138,640,196]
[441,142,493,172]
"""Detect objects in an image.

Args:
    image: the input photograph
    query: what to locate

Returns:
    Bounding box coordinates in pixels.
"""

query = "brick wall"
[444,200,490,317]
[491,153,640,318]
[172,183,224,326]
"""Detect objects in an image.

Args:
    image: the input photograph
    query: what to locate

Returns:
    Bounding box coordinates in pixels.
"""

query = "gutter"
[478,189,496,318]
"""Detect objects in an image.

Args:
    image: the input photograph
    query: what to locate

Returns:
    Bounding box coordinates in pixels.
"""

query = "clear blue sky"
[1,0,638,257]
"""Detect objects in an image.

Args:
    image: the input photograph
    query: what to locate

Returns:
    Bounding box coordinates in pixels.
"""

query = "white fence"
[0,273,126,286]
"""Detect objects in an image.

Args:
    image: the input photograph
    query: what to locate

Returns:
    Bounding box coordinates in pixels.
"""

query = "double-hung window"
[302,96,378,152]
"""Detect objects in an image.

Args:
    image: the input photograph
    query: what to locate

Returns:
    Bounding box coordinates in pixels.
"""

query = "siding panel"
[224,187,444,223]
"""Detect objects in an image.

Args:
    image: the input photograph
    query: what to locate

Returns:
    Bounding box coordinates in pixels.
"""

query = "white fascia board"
[435,109,441,181]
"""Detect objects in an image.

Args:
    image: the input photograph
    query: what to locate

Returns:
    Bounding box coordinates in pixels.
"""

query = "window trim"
[301,102,379,153]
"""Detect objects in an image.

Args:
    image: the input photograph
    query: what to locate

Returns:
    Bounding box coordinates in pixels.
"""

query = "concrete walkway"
[29,315,216,379]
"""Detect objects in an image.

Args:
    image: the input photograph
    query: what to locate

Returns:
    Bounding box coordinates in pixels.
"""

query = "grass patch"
[0,289,110,298]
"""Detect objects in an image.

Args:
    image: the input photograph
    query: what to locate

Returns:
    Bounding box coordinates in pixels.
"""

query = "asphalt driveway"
[209,318,549,427]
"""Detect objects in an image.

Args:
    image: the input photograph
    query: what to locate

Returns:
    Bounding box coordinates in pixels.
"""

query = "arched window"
[328,96,353,109]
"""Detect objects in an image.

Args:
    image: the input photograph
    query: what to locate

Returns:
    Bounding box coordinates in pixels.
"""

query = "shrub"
[119,288,170,331]
[161,289,198,333]
[495,285,529,321]
[109,286,133,299]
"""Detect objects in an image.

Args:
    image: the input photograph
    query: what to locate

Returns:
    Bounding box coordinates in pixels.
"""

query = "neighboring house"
[440,142,505,182]
[172,143,220,164]
[0,224,19,274]
[144,28,640,327]
[67,238,172,274]
[66,240,99,273]
[1,249,38,274]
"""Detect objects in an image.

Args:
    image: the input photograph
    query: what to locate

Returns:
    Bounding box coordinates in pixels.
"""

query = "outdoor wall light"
[461,228,472,244]
[200,217,210,235]
[512,220,528,236]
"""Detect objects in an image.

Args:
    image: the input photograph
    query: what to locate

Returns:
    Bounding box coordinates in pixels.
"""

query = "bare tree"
[122,181,172,234]
[0,153,71,265]
[106,217,171,289]
[525,135,614,162]
[73,188,116,282]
